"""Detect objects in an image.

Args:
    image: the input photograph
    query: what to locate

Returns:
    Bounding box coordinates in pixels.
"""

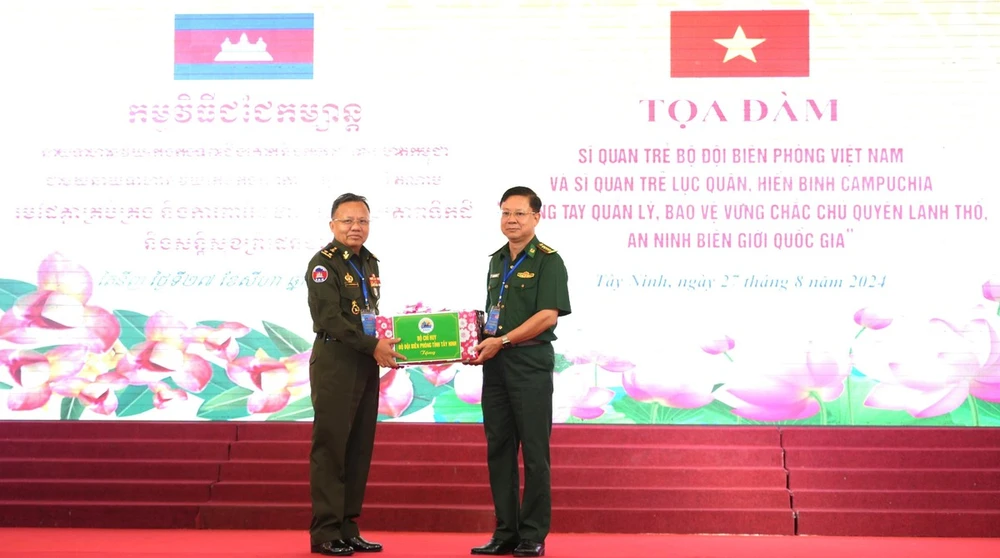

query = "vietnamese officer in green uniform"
[306,193,405,557]
[467,186,571,558]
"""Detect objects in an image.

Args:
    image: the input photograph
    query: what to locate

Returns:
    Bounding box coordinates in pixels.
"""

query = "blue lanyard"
[347,260,370,309]
[497,253,527,304]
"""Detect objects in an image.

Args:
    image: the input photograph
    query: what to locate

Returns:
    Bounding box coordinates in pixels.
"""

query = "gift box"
[376,310,484,366]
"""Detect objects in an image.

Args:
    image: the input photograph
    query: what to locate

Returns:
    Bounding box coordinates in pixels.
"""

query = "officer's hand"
[466,337,503,365]
[374,337,406,368]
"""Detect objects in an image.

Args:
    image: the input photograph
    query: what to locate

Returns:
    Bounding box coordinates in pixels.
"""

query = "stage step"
[792,489,1000,510]
[237,423,782,446]
[220,461,786,487]
[229,440,783,467]
[785,448,1000,469]
[197,502,795,534]
[208,481,790,508]
[0,459,221,481]
[788,468,1000,491]
[4,421,999,536]
[0,501,201,529]
[0,479,211,502]
[796,509,1000,537]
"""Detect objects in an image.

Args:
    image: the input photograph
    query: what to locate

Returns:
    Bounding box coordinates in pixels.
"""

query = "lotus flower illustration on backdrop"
[115,312,212,393]
[561,349,636,373]
[55,369,130,415]
[47,342,136,415]
[552,365,615,423]
[622,364,716,409]
[0,346,88,410]
[453,366,483,404]
[853,307,893,339]
[422,364,458,387]
[701,335,736,361]
[182,322,251,361]
[983,280,1000,315]
[226,352,310,414]
[150,381,189,409]
[857,306,1000,418]
[716,342,850,421]
[0,253,120,352]
[379,368,415,418]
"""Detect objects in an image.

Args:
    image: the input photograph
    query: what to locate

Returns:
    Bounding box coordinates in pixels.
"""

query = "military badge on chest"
[369,274,381,298]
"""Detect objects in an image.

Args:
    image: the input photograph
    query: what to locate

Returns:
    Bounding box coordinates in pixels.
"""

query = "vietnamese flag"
[670,10,810,78]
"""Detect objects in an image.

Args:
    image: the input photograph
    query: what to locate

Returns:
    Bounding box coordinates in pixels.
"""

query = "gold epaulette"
[537,242,556,254]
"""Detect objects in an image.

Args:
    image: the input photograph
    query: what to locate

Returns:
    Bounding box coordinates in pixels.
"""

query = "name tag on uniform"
[361,310,376,336]
[483,305,501,336]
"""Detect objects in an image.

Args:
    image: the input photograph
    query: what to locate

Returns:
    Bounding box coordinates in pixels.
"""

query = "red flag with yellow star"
[670,10,810,78]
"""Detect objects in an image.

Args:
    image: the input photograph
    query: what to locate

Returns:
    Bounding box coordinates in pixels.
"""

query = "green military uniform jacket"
[306,240,381,356]
[485,236,571,340]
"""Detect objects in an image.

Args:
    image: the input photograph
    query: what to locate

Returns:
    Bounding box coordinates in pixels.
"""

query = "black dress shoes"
[471,537,519,555]
[311,540,354,556]
[512,540,544,557]
[346,536,383,552]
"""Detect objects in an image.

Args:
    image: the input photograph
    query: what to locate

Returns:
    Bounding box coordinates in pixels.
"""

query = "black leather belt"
[316,331,336,343]
[506,339,549,348]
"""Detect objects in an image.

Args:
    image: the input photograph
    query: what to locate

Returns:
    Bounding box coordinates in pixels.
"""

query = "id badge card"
[361,310,377,337]
[483,305,501,336]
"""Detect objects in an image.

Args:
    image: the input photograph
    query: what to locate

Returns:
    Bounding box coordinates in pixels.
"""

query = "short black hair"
[500,186,541,213]
[331,193,370,217]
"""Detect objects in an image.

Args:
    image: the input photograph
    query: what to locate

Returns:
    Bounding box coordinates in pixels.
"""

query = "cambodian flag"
[174,13,314,80]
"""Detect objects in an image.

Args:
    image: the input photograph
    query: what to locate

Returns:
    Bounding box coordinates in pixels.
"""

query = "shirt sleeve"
[536,253,571,316]
[306,257,379,356]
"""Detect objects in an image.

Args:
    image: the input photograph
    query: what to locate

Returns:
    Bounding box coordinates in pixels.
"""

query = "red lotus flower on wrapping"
[0,253,119,352]
[226,352,310,414]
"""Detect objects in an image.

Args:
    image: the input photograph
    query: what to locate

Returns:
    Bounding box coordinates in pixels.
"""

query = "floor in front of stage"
[3,529,999,558]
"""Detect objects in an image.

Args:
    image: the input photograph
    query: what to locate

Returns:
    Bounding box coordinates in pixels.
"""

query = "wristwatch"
[500,335,511,348]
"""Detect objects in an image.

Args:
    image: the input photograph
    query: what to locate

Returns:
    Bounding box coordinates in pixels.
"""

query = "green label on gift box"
[392,312,463,363]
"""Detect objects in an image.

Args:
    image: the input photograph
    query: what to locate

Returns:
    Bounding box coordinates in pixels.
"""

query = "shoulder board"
[320,249,335,259]
[537,242,556,254]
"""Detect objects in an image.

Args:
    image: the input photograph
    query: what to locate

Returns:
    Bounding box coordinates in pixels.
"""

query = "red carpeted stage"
[3,528,1000,558]
[1,421,999,553]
